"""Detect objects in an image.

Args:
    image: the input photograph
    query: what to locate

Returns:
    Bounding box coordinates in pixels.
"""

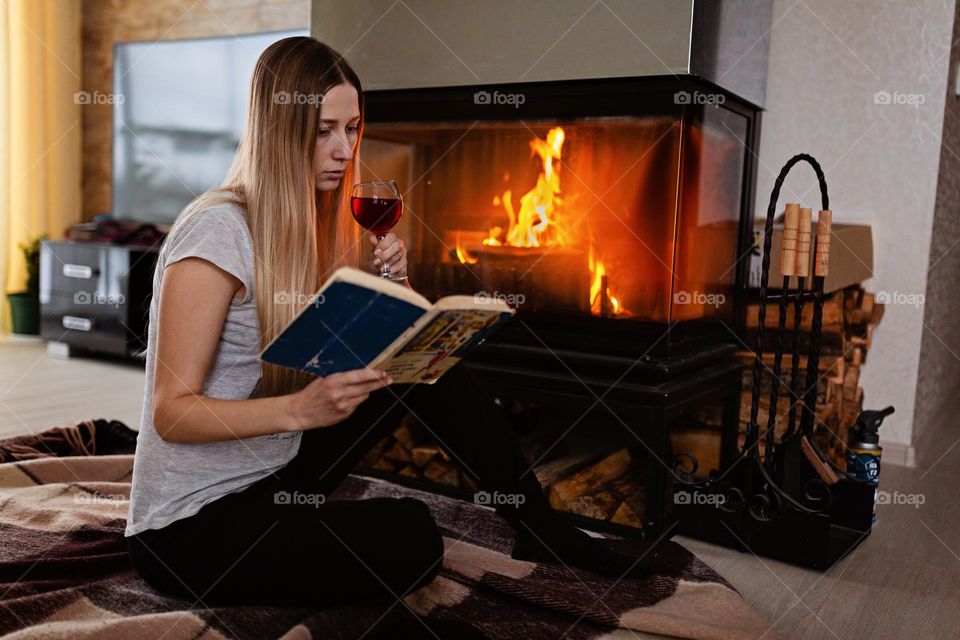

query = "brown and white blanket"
[0,421,777,639]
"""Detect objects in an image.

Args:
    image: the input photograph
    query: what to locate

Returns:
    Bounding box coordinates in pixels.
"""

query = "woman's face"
[313,82,361,192]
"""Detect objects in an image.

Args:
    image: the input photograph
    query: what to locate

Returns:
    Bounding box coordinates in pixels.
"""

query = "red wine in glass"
[351,180,406,280]
[350,196,402,237]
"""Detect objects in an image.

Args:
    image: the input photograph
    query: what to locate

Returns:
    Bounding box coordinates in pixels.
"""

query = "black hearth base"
[674,459,876,569]
[462,338,743,539]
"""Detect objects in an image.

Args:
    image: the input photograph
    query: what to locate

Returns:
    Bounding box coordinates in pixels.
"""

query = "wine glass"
[351,180,406,281]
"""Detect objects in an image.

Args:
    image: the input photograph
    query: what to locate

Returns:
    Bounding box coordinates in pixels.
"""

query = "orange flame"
[484,127,569,248]
[454,232,478,264]
[589,245,630,316]
[474,126,629,317]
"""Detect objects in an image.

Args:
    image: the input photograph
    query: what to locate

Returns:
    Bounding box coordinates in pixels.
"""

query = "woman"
[125,36,645,608]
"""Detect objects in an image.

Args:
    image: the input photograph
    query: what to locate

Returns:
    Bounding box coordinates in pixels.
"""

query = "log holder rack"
[672,154,879,569]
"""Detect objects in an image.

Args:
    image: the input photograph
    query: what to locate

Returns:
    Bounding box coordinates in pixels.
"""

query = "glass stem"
[376,234,390,277]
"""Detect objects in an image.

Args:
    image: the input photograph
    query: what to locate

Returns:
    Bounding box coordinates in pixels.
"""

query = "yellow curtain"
[0,0,81,333]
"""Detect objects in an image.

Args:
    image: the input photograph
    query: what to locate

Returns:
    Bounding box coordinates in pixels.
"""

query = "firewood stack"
[666,284,883,470]
[355,413,481,492]
[536,449,647,528]
[355,413,649,529]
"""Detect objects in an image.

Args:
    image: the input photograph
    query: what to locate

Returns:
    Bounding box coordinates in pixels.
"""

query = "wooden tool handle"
[801,435,839,485]
[815,209,832,277]
[796,208,813,278]
[781,203,800,276]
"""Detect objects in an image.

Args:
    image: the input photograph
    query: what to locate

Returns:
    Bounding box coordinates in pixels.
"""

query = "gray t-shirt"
[125,201,302,537]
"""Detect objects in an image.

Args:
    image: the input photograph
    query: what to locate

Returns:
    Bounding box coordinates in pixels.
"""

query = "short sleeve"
[162,205,254,304]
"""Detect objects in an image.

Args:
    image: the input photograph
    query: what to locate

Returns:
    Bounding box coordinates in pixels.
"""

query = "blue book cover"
[258,267,516,384]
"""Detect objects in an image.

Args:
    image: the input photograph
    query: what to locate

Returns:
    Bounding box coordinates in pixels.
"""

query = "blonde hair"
[166,37,364,399]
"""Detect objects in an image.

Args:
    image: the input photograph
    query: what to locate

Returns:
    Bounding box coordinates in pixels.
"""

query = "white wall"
[757,0,956,455]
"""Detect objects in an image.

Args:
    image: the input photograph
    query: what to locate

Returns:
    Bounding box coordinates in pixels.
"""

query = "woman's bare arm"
[151,257,299,443]
[152,258,392,443]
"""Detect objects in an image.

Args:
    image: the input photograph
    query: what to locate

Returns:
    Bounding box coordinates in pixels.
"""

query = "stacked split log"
[355,413,480,492]
[538,449,647,528]
[739,284,883,465]
[667,284,883,469]
[356,416,649,529]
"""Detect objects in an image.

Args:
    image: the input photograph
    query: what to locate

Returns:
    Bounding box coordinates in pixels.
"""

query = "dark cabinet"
[39,240,158,359]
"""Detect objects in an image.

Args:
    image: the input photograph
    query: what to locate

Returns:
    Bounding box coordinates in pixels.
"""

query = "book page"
[377,308,510,384]
[434,295,512,313]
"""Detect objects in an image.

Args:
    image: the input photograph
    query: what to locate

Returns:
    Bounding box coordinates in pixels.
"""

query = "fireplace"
[360,76,757,354]
[352,75,759,538]
[305,0,776,544]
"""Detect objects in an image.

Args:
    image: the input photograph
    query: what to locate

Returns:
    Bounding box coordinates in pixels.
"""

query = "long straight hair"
[165,37,364,399]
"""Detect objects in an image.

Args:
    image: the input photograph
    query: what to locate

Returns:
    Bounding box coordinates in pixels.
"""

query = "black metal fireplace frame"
[358,74,763,539]
[362,74,763,356]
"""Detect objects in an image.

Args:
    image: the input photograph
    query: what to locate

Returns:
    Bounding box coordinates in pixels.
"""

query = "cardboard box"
[749,222,873,293]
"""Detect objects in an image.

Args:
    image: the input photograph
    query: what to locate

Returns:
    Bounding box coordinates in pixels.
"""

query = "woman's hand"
[284,368,392,431]
[369,233,407,278]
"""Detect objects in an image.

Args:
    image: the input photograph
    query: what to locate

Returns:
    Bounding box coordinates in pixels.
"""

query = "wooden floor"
[0,334,146,440]
[1,335,958,639]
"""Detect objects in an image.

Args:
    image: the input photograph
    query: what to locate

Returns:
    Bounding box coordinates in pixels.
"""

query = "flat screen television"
[111,29,308,225]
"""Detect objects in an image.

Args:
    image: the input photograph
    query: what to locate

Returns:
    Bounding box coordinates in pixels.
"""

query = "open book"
[258,267,516,384]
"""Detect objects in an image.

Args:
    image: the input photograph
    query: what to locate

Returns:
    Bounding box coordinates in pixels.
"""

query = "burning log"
[436,125,633,319]
[465,244,591,314]
[599,275,611,316]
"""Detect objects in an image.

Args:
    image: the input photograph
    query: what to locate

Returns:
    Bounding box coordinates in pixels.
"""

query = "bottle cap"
[852,406,895,446]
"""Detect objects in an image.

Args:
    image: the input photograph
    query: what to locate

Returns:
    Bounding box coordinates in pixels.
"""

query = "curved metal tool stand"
[674,154,876,569]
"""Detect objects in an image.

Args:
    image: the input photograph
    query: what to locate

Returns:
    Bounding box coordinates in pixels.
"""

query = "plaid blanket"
[0,423,778,639]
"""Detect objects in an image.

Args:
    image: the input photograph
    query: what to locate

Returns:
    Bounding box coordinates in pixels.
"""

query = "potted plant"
[6,233,48,335]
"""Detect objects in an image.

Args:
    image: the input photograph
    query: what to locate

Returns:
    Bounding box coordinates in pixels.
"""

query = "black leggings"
[126,362,558,607]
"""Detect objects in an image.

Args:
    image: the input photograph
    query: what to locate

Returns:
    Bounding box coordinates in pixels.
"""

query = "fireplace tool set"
[675,154,885,568]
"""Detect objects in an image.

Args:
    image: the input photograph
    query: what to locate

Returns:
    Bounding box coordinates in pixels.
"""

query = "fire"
[455,243,477,265]
[484,127,569,248]
[451,126,629,317]
[589,245,630,316]
[453,231,477,264]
